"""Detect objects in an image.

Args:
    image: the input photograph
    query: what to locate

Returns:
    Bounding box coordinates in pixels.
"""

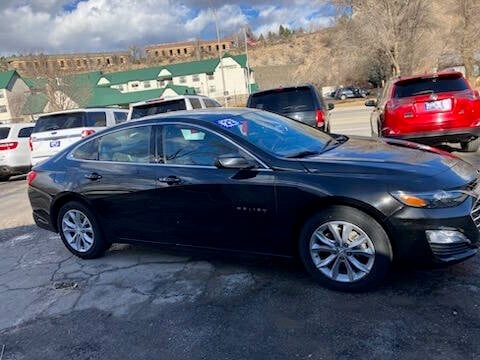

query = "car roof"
[392,71,464,85]
[129,108,255,124]
[249,84,316,95]
[37,108,127,118]
[130,95,213,107]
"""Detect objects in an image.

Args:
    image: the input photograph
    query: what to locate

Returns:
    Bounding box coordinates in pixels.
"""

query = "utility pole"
[209,0,228,106]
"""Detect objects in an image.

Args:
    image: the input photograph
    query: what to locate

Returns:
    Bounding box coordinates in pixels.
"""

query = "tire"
[461,138,479,152]
[57,201,108,259]
[340,95,347,100]
[299,206,393,292]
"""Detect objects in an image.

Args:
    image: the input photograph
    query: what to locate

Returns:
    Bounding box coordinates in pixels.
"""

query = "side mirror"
[215,154,257,170]
[327,103,335,111]
[365,99,377,107]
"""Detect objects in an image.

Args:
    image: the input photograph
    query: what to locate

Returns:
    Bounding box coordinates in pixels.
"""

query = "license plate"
[424,99,451,111]
[50,140,61,148]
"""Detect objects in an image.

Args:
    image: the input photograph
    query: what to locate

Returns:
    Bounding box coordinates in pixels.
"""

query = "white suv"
[31,108,128,166]
[0,123,35,181]
[127,95,221,121]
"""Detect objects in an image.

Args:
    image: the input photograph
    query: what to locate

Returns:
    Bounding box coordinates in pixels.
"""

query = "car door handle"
[158,176,182,185]
[84,172,102,181]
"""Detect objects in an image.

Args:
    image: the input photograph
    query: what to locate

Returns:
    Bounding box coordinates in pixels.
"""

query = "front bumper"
[387,198,479,264]
[0,165,31,177]
[386,127,480,144]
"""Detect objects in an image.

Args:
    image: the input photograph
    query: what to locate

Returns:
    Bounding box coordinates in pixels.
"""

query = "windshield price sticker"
[217,118,240,128]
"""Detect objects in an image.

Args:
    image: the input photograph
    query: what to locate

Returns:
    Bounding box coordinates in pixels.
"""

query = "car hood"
[300,136,475,188]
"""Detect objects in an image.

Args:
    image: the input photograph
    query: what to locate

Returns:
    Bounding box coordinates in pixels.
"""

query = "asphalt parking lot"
[0,106,479,359]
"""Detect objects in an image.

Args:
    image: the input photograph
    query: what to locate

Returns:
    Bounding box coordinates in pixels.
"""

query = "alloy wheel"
[309,221,375,283]
[61,209,95,252]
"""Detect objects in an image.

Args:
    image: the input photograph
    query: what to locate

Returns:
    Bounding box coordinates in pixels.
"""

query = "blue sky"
[0,0,333,55]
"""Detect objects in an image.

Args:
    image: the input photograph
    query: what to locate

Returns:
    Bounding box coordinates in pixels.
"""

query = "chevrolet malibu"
[28,109,480,291]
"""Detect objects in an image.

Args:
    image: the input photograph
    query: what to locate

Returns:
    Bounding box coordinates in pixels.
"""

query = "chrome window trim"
[67,121,272,171]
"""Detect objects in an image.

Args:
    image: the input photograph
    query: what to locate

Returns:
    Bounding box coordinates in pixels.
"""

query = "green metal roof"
[87,84,196,107]
[22,93,48,115]
[99,54,249,86]
[0,70,17,89]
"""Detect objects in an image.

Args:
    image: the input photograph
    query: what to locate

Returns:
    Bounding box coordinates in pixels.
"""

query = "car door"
[69,124,160,241]
[152,122,277,253]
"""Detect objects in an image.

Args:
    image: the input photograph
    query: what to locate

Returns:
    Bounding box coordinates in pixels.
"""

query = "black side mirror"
[365,99,377,107]
[327,103,335,111]
[215,154,257,170]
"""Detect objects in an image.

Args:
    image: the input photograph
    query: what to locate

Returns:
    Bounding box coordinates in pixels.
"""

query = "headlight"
[391,190,468,208]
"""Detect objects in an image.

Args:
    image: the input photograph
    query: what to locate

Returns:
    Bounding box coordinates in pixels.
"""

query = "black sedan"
[28,109,480,291]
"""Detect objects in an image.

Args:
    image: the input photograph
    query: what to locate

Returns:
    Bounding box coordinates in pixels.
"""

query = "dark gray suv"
[246,84,334,132]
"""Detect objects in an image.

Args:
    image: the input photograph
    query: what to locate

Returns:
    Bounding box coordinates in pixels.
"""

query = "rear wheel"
[461,138,479,152]
[57,201,108,259]
[299,206,393,292]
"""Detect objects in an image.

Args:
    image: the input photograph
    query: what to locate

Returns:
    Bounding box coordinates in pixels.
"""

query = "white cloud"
[0,0,331,55]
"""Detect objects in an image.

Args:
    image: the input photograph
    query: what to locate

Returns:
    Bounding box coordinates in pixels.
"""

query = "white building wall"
[0,76,30,123]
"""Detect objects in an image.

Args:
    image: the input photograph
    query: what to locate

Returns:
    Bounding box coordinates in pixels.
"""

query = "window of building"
[97,59,101,65]
[120,57,124,64]
[201,46,204,52]
[208,45,212,51]
[169,49,173,56]
[162,124,243,166]
[209,85,216,93]
[177,49,181,55]
[207,73,214,80]
[144,81,151,88]
[76,60,81,66]
[83,59,88,66]
[60,60,65,68]
[106,58,111,65]
[0,92,4,98]
[117,85,124,91]
[179,76,187,84]
[162,50,166,56]
[222,44,226,50]
[216,45,219,51]
[192,74,200,82]
[184,48,187,54]
[131,82,139,88]
[155,51,159,57]
[0,105,8,113]
[194,87,202,94]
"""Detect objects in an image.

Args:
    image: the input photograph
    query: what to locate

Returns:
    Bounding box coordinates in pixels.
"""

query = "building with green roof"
[0,70,30,123]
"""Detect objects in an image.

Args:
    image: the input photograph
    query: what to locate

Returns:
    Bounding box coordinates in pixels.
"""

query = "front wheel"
[340,94,347,100]
[299,206,393,292]
[57,201,108,259]
[461,138,479,152]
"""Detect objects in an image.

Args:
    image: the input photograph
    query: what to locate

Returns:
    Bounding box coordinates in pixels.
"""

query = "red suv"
[368,71,480,152]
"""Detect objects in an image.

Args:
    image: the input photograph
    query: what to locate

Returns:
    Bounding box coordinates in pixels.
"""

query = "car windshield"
[0,127,10,140]
[131,99,187,119]
[214,111,334,158]
[34,113,85,133]
[249,87,316,114]
[393,75,469,98]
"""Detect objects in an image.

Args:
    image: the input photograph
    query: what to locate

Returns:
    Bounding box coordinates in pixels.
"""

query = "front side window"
[72,138,99,160]
[162,124,242,166]
[98,126,152,163]
[189,98,202,109]
[204,99,221,108]
[86,112,107,127]
[114,111,128,124]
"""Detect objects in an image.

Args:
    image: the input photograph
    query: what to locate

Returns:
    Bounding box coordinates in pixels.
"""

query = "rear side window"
[204,99,221,108]
[190,98,202,109]
[114,111,128,124]
[86,112,107,127]
[249,87,316,114]
[18,127,33,138]
[34,112,85,133]
[393,76,469,98]
[131,100,187,119]
[0,127,10,139]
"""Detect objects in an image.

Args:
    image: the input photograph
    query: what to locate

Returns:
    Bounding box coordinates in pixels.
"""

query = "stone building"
[8,52,131,76]
[145,38,233,62]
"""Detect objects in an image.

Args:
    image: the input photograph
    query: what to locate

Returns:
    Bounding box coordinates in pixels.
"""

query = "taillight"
[81,129,96,138]
[29,136,33,151]
[0,141,18,151]
[27,171,37,185]
[316,110,325,127]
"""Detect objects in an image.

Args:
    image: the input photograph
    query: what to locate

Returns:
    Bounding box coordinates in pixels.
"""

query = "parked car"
[128,95,221,121]
[30,108,128,166]
[367,71,480,152]
[335,86,369,100]
[246,84,334,132]
[0,123,34,181]
[28,109,479,291]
